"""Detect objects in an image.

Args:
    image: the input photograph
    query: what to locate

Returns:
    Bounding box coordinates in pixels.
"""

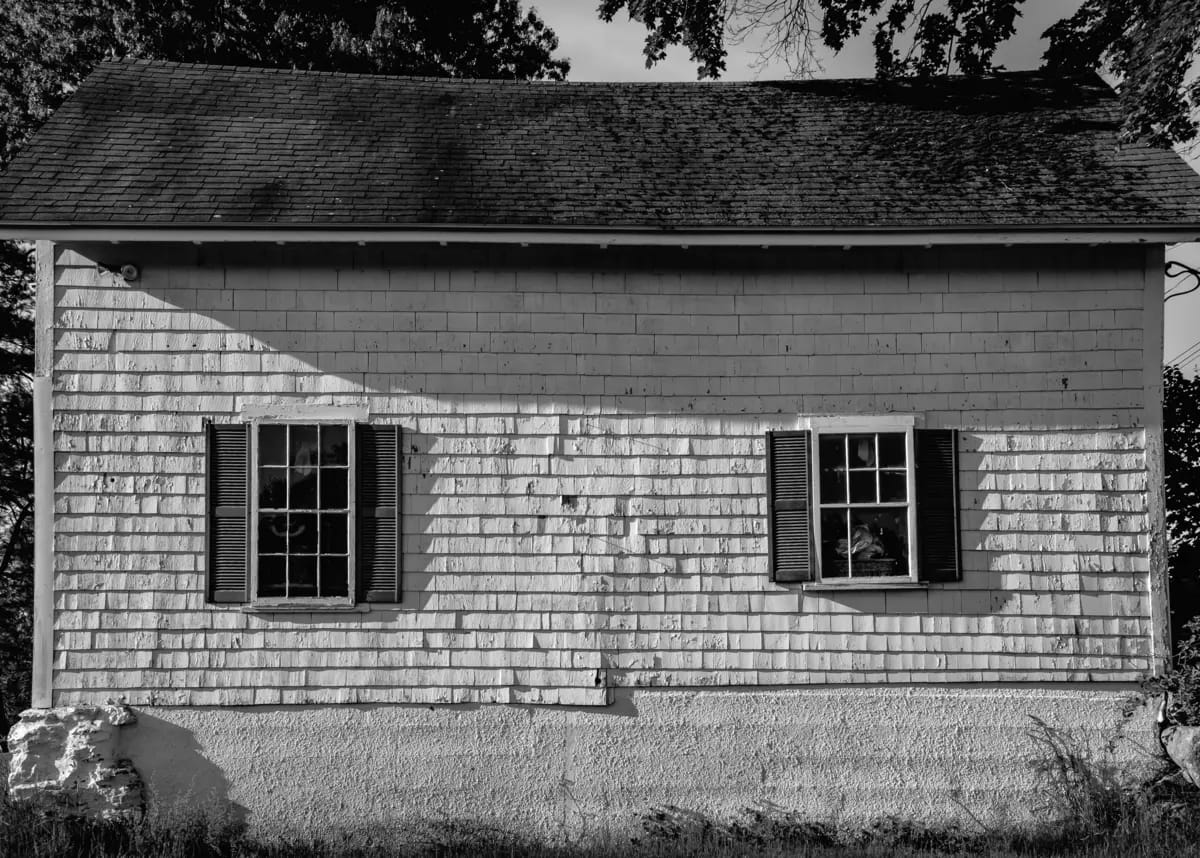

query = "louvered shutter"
[207,422,249,603]
[768,430,814,582]
[356,424,402,602]
[916,428,960,582]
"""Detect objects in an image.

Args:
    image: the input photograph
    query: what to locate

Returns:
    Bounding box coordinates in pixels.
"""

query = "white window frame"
[804,415,920,583]
[248,416,357,608]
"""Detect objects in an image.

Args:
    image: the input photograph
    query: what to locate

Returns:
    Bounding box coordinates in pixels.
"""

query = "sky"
[532,0,1200,375]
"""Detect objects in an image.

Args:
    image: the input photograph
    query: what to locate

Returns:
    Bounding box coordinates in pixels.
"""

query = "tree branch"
[0,498,32,579]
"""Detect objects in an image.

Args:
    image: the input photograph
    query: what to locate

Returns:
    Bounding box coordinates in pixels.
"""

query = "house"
[1,58,1199,835]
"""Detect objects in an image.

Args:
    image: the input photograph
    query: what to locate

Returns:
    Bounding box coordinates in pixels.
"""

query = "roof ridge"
[96,56,1101,89]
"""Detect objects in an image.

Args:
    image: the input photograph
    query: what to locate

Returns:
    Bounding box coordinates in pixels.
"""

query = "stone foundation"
[7,704,144,818]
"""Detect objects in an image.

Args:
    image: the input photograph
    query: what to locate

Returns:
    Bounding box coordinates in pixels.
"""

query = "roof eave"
[2,223,1199,246]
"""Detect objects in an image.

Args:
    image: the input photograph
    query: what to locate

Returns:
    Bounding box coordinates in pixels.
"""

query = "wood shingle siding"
[47,242,1157,706]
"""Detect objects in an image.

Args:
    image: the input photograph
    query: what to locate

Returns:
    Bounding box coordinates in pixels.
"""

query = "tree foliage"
[1166,365,1200,567]
[0,0,567,739]
[1045,0,1200,147]
[0,240,31,743]
[1165,365,1200,663]
[2,1,567,159]
[600,0,1200,145]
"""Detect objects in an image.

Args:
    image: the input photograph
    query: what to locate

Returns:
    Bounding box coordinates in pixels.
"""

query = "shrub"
[1161,617,1200,725]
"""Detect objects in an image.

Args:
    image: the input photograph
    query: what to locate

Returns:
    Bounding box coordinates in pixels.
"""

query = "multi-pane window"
[814,431,915,579]
[255,423,352,600]
[207,421,401,605]
[766,423,959,585]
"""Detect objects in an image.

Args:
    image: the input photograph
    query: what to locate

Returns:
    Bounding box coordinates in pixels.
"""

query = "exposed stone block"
[1162,724,1200,789]
[6,704,143,818]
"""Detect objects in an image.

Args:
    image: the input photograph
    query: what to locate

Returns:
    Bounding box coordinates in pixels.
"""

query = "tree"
[599,0,1200,146]
[0,0,568,744]
[1166,365,1200,552]
[1166,364,1200,651]
[0,241,32,745]
[2,1,567,159]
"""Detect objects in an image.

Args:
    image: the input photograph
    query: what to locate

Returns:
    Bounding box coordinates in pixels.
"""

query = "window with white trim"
[253,423,354,601]
[767,420,959,585]
[814,429,915,580]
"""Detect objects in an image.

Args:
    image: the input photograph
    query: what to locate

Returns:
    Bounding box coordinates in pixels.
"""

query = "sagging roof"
[1,58,1199,234]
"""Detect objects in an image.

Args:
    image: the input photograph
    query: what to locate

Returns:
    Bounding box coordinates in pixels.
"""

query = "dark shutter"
[207,422,249,603]
[768,430,814,582]
[916,428,960,582]
[357,424,402,602]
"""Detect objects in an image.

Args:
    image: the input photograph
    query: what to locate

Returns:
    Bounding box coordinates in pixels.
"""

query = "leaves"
[108,0,569,80]
[603,0,1029,79]
[1165,364,1200,558]
[601,0,1200,145]
[0,244,31,743]
[0,1,568,168]
[600,0,728,77]
[1043,0,1200,145]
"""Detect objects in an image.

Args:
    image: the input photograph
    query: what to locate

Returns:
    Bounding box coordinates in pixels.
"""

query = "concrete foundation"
[115,686,1158,839]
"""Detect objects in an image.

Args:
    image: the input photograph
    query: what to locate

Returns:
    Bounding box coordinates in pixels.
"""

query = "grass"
[3,721,1199,858]
[5,789,1199,858]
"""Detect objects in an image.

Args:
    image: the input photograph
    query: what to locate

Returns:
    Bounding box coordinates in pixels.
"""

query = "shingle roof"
[2,58,1199,230]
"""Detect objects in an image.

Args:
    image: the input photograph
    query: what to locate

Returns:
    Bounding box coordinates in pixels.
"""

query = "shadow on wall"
[75,240,1143,407]
[121,712,249,826]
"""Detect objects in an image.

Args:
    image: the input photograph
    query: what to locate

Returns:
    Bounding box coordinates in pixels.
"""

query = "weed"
[1022,714,1200,857]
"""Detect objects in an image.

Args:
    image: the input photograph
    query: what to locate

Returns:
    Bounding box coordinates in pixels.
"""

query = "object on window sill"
[837,524,887,560]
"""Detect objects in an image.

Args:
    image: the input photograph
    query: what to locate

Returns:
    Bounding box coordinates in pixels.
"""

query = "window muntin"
[812,428,916,580]
[252,422,354,602]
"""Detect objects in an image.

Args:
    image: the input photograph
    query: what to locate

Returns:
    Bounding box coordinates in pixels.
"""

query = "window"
[254,423,352,601]
[767,420,959,585]
[815,430,914,579]
[206,421,401,606]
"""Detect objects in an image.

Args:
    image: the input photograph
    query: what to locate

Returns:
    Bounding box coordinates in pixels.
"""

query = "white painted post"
[31,240,55,708]
[1144,245,1171,674]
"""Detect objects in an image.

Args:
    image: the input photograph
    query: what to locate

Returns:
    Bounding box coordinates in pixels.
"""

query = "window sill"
[802,580,929,592]
[242,602,367,613]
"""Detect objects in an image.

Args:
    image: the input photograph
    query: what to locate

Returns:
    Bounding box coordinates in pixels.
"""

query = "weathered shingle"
[1,58,1199,230]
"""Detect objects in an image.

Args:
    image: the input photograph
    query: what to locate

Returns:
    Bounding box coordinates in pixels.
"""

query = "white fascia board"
[4,224,1200,246]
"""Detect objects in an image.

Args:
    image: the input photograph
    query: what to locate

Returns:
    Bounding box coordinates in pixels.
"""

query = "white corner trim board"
[31,240,55,708]
[1143,246,1172,672]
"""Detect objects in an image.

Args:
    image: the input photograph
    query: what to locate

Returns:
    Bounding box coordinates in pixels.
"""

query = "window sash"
[810,425,917,581]
[248,419,357,606]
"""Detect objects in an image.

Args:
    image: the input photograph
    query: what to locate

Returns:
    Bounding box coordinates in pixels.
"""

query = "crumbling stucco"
[122,687,1156,837]
[7,704,143,818]
[1163,724,1200,788]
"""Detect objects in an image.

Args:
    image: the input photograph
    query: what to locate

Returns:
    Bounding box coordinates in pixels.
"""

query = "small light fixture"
[97,262,140,281]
